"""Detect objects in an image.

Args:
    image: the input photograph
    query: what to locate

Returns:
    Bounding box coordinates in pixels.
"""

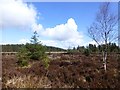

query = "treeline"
[68,43,120,54]
[1,43,120,53]
[1,44,66,52]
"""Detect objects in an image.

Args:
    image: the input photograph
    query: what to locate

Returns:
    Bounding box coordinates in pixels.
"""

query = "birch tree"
[88,2,119,72]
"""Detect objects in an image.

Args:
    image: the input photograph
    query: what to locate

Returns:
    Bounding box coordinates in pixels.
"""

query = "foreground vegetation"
[2,53,120,88]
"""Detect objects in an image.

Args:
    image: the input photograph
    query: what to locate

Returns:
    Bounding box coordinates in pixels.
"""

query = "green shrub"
[83,49,90,56]
[17,31,50,68]
[67,49,76,54]
[17,46,30,60]
[43,55,50,69]
[17,59,28,67]
[17,47,30,67]
[25,43,46,60]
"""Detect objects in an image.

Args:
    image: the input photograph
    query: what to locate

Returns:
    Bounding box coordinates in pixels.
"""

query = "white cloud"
[32,23,44,32]
[41,18,81,41]
[0,38,30,45]
[24,18,85,49]
[37,18,84,49]
[0,0,38,29]
[40,38,84,49]
[18,39,30,44]
[40,40,58,47]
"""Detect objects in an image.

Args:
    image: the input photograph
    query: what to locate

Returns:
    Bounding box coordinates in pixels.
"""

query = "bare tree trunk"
[105,51,107,71]
[102,40,107,72]
[103,51,107,72]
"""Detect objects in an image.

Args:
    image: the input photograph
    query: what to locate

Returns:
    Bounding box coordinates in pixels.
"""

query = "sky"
[0,0,118,49]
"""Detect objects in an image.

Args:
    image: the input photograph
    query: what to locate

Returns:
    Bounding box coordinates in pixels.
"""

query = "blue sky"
[1,1,118,49]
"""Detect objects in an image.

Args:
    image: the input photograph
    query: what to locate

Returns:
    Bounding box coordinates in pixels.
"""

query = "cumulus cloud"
[18,38,30,44]
[19,18,85,49]
[23,18,84,49]
[39,38,84,49]
[32,23,44,32]
[40,40,59,47]
[1,38,30,45]
[41,18,81,41]
[0,0,38,29]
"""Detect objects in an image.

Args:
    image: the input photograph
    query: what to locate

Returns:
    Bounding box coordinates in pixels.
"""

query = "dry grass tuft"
[5,75,52,88]
[5,75,76,88]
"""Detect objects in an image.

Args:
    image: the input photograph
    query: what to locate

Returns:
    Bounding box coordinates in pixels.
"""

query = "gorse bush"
[17,31,49,68]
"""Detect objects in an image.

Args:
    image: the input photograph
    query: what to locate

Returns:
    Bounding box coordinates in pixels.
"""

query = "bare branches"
[88,2,118,72]
[88,2,118,45]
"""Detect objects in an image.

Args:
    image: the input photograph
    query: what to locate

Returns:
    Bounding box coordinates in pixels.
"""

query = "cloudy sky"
[0,0,118,49]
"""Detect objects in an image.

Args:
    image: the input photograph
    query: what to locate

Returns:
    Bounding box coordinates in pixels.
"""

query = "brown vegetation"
[2,53,120,88]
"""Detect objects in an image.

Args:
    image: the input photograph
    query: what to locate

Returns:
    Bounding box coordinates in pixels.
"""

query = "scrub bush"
[17,31,49,68]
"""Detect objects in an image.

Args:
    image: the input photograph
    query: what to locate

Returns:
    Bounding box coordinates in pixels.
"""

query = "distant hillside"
[46,46,66,52]
[1,44,66,52]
